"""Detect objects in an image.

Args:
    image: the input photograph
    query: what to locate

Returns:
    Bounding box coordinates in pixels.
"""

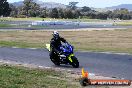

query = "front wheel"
[71,56,79,68]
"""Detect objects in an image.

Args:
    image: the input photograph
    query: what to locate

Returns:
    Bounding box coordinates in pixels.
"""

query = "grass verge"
[0,64,80,88]
[0,29,132,53]
[113,21,132,26]
[0,17,103,22]
[0,24,13,28]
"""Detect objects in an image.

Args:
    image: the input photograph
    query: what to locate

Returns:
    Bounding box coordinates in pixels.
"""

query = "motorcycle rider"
[50,31,67,62]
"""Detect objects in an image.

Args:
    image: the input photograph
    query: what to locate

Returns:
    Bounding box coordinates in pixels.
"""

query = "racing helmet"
[52,31,59,39]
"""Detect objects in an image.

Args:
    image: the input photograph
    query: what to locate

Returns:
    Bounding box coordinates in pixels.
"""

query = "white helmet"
[52,31,59,39]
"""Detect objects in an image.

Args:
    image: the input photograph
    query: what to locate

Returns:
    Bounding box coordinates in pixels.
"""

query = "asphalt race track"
[0,47,132,80]
[1,21,132,29]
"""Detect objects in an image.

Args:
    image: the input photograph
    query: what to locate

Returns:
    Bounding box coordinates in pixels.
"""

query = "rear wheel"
[51,58,60,66]
[71,56,79,68]
[50,52,60,66]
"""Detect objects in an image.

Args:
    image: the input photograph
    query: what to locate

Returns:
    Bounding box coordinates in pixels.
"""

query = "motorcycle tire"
[50,53,60,66]
[51,58,60,66]
[71,56,79,68]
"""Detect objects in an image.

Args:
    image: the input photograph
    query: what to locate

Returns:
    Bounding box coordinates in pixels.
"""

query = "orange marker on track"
[80,68,131,86]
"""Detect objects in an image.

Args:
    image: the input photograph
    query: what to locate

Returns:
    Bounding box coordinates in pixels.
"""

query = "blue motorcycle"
[46,43,79,68]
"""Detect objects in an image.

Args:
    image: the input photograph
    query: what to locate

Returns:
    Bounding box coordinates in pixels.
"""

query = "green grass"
[0,41,45,48]
[0,17,44,21]
[113,21,132,26]
[0,64,80,88]
[0,24,13,27]
[75,45,132,54]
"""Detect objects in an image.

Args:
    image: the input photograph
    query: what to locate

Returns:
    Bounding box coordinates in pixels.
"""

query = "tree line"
[1,0,132,20]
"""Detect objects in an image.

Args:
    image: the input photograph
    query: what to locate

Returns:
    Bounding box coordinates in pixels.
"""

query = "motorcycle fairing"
[46,44,50,51]
[68,54,74,62]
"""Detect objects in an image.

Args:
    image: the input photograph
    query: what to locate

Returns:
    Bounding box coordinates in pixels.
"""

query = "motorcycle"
[46,43,79,68]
